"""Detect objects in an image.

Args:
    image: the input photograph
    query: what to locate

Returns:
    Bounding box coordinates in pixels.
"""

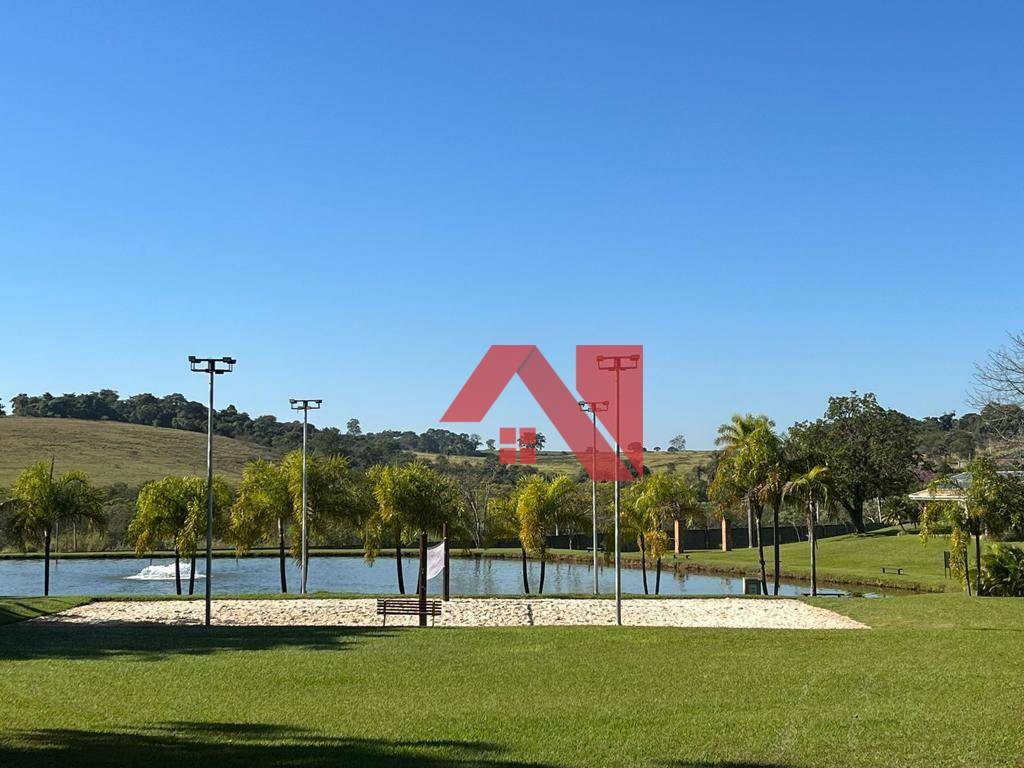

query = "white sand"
[38,597,867,630]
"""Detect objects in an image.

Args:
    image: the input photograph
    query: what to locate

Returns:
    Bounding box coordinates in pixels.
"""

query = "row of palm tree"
[3,435,835,597]
[129,456,463,597]
[622,474,699,594]
[0,452,465,596]
[708,414,835,596]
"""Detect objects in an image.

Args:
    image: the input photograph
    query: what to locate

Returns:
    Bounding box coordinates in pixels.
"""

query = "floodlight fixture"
[596,353,641,626]
[187,354,236,627]
[290,398,323,593]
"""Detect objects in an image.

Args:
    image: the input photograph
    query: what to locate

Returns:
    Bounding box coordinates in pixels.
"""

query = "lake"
[0,554,876,597]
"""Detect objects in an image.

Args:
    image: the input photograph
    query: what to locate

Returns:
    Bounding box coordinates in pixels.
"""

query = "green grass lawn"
[0,417,280,486]
[1,594,1023,767]
[662,529,961,592]
[443,529,962,593]
[0,596,91,626]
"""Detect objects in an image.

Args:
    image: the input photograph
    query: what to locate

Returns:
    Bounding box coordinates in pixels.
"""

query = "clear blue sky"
[2,2,1022,450]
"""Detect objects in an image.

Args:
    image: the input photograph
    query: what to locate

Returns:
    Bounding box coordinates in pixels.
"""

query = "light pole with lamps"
[289,398,322,594]
[596,353,640,626]
[188,355,235,628]
[578,399,608,595]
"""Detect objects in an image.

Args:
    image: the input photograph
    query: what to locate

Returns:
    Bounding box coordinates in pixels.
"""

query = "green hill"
[0,416,714,489]
[0,417,281,487]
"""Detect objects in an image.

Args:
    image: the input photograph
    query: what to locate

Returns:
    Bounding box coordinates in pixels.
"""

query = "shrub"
[980,544,1024,596]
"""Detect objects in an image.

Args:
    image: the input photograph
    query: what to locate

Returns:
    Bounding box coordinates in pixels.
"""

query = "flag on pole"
[426,541,446,580]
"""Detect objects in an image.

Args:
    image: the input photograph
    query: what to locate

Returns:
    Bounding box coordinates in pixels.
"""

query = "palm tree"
[621,483,655,595]
[1,460,106,595]
[368,464,414,594]
[750,430,788,596]
[630,474,699,594]
[370,462,461,597]
[230,459,294,593]
[715,414,769,550]
[516,475,586,594]
[282,451,363,591]
[486,491,527,592]
[710,415,777,594]
[130,475,231,595]
[783,465,833,596]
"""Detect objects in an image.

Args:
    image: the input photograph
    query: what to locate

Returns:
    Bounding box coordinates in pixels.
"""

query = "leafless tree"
[970,332,1024,445]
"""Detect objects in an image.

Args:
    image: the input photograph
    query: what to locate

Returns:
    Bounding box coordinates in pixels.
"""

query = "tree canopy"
[789,392,918,532]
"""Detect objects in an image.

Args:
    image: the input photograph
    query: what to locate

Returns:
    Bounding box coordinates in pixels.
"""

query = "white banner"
[425,542,446,580]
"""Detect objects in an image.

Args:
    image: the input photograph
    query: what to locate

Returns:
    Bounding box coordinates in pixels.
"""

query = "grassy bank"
[668,529,959,592]
[1,593,1022,766]
[445,529,965,593]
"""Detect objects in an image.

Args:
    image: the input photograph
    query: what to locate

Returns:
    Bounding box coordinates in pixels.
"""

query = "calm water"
[0,555,854,597]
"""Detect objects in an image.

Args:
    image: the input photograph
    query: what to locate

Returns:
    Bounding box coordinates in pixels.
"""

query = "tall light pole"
[290,398,322,594]
[579,399,608,595]
[597,353,639,626]
[188,356,235,628]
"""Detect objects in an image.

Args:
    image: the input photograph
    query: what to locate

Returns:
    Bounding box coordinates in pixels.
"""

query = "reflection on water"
[0,555,859,597]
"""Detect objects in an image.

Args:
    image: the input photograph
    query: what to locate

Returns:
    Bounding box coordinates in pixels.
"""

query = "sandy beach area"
[37,597,868,630]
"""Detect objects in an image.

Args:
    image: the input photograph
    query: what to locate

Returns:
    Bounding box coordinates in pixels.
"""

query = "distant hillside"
[0,417,281,487]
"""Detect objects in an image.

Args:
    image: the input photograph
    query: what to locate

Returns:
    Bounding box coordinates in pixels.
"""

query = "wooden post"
[418,531,428,626]
[721,518,733,552]
[442,521,450,602]
[673,519,682,555]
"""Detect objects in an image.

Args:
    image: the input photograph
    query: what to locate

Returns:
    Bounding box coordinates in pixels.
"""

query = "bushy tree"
[981,544,1024,596]
[442,456,534,548]
[789,392,918,533]
[920,457,1017,595]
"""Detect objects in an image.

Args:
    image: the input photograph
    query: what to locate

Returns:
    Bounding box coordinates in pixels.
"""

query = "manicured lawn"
[2,594,1023,767]
[662,529,960,592]
[450,529,964,593]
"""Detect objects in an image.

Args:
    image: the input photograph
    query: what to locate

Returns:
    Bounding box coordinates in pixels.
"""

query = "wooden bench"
[376,598,442,627]
[801,591,846,597]
[880,566,904,575]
